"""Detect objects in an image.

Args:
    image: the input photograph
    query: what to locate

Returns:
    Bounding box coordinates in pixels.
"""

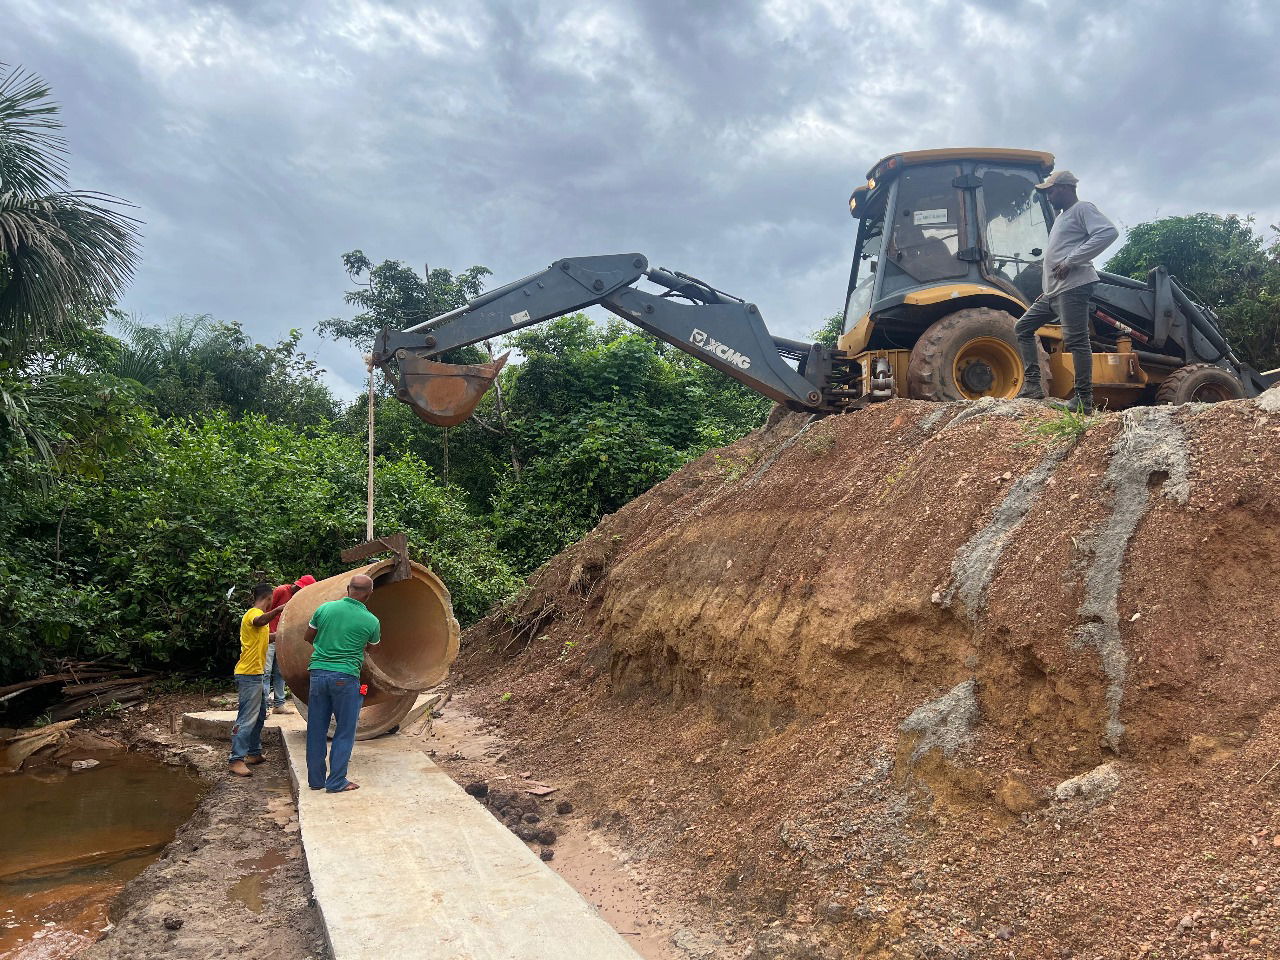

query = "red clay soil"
[454,391,1280,959]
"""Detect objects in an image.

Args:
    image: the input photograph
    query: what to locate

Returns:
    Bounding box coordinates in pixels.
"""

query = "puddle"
[227,874,264,914]
[226,849,288,914]
[0,751,204,959]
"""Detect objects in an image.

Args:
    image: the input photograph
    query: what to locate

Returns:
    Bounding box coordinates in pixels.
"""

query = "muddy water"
[226,848,288,913]
[0,752,204,960]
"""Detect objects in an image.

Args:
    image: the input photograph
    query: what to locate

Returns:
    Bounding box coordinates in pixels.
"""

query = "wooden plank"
[60,675,152,696]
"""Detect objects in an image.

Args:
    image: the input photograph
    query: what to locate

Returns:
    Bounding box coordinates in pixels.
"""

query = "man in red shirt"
[263,574,317,714]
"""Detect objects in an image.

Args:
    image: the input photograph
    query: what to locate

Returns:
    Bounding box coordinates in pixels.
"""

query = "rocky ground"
[80,694,328,960]
[450,391,1280,959]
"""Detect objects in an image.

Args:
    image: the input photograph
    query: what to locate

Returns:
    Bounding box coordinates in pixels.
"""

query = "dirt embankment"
[455,391,1280,959]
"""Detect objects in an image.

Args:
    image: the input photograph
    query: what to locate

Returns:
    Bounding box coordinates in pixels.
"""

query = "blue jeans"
[263,642,286,708]
[229,674,266,762]
[306,670,363,792]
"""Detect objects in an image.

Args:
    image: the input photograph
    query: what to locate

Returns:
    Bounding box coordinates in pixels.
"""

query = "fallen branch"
[1255,757,1280,786]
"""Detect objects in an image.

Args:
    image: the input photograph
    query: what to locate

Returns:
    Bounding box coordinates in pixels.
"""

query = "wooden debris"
[0,720,79,773]
[0,659,155,727]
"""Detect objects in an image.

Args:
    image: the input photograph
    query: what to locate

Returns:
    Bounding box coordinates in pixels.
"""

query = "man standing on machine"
[1014,170,1119,412]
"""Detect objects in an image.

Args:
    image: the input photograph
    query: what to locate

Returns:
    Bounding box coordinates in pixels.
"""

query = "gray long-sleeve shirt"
[1042,199,1119,298]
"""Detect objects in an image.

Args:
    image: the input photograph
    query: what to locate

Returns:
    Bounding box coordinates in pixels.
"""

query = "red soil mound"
[457,391,1280,958]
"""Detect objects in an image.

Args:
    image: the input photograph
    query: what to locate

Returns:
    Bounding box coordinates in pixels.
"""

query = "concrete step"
[181,708,304,741]
[184,693,438,742]
[279,726,643,960]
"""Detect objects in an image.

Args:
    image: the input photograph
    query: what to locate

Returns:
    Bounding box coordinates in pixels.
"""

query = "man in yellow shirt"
[230,583,289,777]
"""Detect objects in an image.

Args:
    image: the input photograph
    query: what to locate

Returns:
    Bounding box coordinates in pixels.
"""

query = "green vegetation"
[3,64,1277,687]
[0,68,140,366]
[0,67,770,683]
[811,313,843,348]
[1,413,518,678]
[1106,213,1280,370]
[1025,406,1100,445]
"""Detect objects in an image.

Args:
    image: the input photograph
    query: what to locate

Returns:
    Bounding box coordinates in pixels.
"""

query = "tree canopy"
[111,314,339,427]
[1106,213,1280,370]
[318,250,491,359]
[0,66,140,365]
[11,60,1277,692]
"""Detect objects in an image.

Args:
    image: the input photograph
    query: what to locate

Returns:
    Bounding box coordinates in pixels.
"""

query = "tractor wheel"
[908,307,1043,401]
[1155,364,1245,404]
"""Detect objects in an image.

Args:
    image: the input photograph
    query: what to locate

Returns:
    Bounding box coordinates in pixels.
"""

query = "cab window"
[843,211,884,332]
[978,166,1051,301]
[880,165,966,295]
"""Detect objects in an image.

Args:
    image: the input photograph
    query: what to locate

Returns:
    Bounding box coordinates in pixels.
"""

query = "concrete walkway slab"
[280,726,643,960]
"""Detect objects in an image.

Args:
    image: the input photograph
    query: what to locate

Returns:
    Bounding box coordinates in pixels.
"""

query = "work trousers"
[229,674,266,762]
[306,669,364,792]
[263,641,286,708]
[1014,282,1095,396]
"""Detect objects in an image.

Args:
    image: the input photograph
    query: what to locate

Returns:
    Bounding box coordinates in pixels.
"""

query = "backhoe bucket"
[395,352,509,427]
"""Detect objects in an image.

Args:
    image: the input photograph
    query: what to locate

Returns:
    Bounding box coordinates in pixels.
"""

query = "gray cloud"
[7,0,1278,399]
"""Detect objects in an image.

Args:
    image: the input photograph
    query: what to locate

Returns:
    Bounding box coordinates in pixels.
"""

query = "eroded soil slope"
[457,391,1280,959]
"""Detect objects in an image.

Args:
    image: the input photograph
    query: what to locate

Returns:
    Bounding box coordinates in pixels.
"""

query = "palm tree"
[0,64,141,363]
[110,313,210,388]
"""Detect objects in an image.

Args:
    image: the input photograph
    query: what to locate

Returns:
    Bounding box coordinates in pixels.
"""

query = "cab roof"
[866,148,1055,179]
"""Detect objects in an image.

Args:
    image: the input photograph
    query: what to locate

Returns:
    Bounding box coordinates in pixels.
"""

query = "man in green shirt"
[302,573,381,792]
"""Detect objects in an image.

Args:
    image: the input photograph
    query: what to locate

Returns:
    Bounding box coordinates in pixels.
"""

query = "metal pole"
[365,355,376,541]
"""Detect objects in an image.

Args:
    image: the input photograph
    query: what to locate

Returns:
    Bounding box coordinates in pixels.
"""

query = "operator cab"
[839,149,1056,400]
[839,152,1049,355]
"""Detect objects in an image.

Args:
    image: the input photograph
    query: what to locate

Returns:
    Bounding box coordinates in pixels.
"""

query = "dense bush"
[0,414,518,679]
[488,317,772,570]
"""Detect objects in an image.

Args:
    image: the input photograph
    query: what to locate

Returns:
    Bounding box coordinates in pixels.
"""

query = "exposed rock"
[1075,407,1189,750]
[899,680,978,761]
[943,443,1071,618]
[1256,384,1280,413]
[1054,762,1121,801]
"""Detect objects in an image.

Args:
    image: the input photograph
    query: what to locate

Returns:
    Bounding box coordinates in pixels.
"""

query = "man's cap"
[1036,170,1079,190]
[294,575,317,589]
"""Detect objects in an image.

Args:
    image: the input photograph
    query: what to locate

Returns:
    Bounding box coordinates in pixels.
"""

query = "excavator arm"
[372,253,839,426]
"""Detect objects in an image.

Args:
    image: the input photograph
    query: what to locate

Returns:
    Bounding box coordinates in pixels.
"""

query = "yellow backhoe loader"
[372,148,1277,425]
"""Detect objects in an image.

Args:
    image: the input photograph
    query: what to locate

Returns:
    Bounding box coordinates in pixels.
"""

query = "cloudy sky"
[8,0,1278,398]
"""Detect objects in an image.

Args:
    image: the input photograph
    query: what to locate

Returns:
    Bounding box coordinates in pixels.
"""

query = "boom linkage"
[372,254,838,419]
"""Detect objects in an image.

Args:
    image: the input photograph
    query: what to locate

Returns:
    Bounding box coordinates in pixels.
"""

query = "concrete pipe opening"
[275,557,460,740]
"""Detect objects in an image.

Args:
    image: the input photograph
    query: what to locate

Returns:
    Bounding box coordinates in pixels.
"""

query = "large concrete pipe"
[275,558,460,739]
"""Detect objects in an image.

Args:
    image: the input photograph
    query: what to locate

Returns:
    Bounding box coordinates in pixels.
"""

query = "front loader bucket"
[395,352,509,427]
